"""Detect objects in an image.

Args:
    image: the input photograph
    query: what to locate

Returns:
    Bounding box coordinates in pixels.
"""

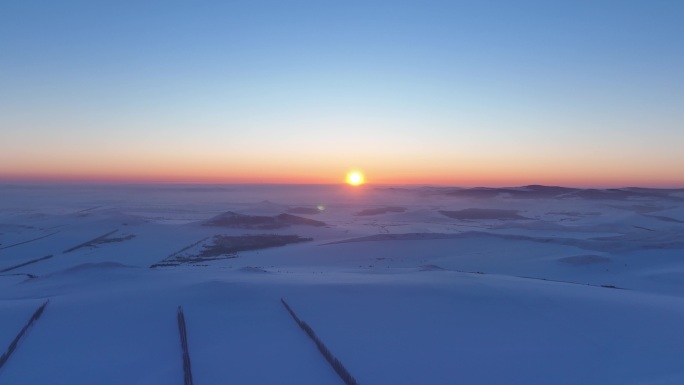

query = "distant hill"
[204,211,326,229]
[354,206,407,216]
[393,185,684,201]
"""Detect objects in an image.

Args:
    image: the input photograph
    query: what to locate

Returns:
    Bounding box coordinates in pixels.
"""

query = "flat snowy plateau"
[1,184,684,384]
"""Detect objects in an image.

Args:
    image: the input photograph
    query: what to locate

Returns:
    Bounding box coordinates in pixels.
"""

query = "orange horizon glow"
[1,169,683,189]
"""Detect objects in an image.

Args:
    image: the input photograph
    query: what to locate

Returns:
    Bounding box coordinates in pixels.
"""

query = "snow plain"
[1,183,684,384]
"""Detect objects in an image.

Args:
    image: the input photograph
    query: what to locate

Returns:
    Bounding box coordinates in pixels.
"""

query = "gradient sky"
[1,0,682,187]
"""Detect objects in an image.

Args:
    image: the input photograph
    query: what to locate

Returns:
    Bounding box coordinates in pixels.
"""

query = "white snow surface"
[1,183,684,384]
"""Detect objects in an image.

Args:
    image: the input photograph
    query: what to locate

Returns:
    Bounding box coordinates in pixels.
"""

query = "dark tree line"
[281,298,359,385]
[177,306,194,385]
[0,300,50,371]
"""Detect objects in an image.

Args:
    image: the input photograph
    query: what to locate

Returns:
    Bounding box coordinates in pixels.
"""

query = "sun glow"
[346,171,365,186]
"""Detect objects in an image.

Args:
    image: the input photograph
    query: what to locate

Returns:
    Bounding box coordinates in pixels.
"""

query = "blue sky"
[1,0,682,186]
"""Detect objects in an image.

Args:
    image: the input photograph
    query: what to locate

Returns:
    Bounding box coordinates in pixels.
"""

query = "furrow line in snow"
[72,206,102,214]
[0,255,53,273]
[177,306,194,385]
[0,273,36,279]
[447,268,625,290]
[0,300,50,372]
[281,298,359,385]
[0,231,60,251]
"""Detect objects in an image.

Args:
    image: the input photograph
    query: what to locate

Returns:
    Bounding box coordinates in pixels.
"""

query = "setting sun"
[346,171,365,186]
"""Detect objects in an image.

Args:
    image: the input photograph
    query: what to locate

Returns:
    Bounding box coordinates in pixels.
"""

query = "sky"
[1,0,682,187]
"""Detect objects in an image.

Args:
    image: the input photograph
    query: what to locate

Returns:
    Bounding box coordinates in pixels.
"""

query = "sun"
[346,171,365,186]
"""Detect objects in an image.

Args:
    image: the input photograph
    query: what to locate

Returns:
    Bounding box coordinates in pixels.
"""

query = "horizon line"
[1,180,682,190]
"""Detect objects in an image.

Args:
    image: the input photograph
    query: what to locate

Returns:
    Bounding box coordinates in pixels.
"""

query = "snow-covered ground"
[1,183,684,384]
